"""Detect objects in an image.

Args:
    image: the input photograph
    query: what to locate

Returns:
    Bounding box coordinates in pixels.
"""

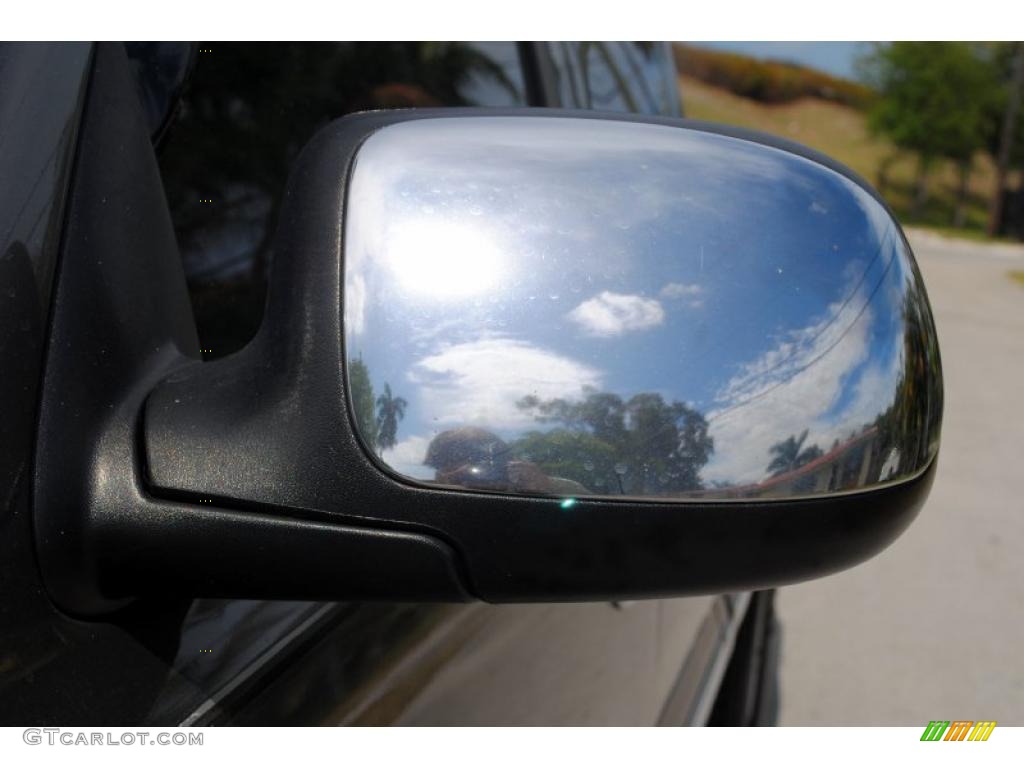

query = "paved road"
[777,228,1024,726]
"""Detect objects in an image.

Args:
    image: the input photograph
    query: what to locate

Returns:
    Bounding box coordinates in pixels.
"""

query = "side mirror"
[35,55,942,614]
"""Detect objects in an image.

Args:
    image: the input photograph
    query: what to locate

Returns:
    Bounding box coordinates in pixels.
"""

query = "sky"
[690,42,874,81]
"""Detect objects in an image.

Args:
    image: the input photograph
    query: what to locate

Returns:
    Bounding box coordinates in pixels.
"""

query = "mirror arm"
[33,44,470,615]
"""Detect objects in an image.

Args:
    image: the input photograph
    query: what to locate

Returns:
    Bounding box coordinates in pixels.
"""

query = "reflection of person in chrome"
[424,427,589,495]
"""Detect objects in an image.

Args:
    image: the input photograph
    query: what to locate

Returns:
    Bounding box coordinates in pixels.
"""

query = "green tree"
[984,42,1024,235]
[375,383,408,454]
[515,389,713,494]
[766,429,824,477]
[859,42,998,223]
[348,358,377,453]
[510,429,619,490]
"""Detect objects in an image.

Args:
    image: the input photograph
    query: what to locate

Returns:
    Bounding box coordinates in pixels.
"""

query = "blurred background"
[674,41,1023,725]
[677,42,1024,240]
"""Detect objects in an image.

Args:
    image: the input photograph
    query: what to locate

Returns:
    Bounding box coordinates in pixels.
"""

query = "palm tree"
[375,383,408,455]
[767,429,824,477]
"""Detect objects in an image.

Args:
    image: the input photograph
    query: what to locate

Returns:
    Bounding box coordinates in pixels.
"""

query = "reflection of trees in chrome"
[512,389,714,494]
[421,427,588,494]
[353,276,941,498]
[766,429,823,477]
[751,427,875,497]
[415,390,713,496]
[349,358,378,453]
[348,357,408,457]
[752,278,943,496]
[375,384,408,454]
[869,277,943,480]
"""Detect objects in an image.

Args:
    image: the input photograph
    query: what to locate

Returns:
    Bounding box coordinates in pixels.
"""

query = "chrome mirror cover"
[345,116,942,502]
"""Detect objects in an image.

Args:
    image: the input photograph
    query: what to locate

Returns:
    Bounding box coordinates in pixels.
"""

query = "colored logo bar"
[920,721,996,741]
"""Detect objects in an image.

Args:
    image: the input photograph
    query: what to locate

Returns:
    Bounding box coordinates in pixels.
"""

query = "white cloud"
[703,279,901,486]
[704,318,869,485]
[660,282,706,310]
[567,291,665,337]
[660,282,703,299]
[382,435,434,480]
[411,338,602,430]
[344,272,367,336]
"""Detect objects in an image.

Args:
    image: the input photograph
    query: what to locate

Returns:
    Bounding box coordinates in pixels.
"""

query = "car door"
[0,41,213,725]
[0,41,743,725]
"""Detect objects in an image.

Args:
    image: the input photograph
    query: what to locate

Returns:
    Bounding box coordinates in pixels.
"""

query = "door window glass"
[549,42,681,117]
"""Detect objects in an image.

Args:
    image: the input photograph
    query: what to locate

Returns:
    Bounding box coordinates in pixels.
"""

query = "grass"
[672,43,872,109]
[1009,271,1024,287]
[679,75,1018,242]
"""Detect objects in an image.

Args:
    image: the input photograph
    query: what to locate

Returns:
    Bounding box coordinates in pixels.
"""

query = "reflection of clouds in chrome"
[345,117,818,335]
[660,281,704,309]
[345,272,366,336]
[714,258,871,408]
[705,277,902,486]
[370,119,800,243]
[409,337,602,430]
[568,291,664,337]
[382,434,434,480]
